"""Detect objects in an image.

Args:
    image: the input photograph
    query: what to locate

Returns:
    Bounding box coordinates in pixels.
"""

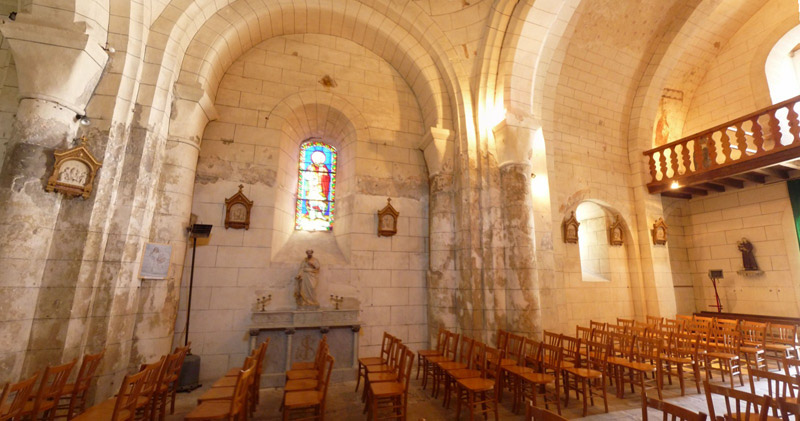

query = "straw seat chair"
[72,366,151,421]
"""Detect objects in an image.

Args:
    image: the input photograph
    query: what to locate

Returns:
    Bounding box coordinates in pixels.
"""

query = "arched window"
[295,141,337,231]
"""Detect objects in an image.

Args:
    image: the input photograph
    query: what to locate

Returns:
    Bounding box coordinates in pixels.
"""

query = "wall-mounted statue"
[737,238,759,271]
[294,249,320,308]
[562,211,579,244]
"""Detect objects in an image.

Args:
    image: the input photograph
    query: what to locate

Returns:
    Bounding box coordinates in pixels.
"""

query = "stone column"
[0,18,107,381]
[130,82,217,366]
[422,128,458,345]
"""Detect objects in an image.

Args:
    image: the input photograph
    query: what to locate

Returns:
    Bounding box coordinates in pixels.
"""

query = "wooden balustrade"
[643,94,800,194]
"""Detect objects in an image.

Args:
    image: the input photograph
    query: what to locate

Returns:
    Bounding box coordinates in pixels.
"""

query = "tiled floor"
[168,369,775,420]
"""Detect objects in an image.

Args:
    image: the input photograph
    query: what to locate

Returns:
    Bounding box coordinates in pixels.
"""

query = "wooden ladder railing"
[643,95,800,194]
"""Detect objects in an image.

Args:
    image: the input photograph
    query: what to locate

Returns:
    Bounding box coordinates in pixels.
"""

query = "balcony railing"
[643,95,800,194]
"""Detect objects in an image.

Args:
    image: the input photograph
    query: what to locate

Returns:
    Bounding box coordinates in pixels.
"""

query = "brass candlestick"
[256,295,272,311]
[330,295,343,310]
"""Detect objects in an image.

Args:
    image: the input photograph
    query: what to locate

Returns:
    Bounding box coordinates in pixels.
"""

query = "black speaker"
[177,354,202,392]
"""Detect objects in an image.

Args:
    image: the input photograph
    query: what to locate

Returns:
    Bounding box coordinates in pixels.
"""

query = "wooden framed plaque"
[225,185,253,230]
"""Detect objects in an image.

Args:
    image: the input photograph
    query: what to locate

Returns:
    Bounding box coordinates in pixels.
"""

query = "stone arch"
[141,0,463,142]
[262,90,370,262]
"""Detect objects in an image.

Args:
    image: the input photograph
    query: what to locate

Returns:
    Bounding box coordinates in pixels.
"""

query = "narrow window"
[295,142,337,231]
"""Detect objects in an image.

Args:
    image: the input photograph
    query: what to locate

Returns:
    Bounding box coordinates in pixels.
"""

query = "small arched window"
[295,141,337,231]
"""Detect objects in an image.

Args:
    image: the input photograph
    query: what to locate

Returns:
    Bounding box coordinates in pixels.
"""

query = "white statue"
[294,249,320,307]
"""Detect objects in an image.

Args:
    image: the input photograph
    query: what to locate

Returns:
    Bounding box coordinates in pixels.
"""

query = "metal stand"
[178,224,212,392]
[708,271,723,313]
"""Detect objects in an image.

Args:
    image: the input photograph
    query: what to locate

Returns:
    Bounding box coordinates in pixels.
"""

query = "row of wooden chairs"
[357,332,415,420]
[0,349,105,421]
[185,339,269,420]
[72,344,188,421]
[282,336,334,421]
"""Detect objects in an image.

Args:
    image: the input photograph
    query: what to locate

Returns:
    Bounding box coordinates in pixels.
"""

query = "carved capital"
[421,127,454,178]
[351,325,361,333]
[169,82,218,148]
[494,119,538,169]
[320,326,330,334]
[0,17,108,114]
[284,328,296,335]
[249,328,260,337]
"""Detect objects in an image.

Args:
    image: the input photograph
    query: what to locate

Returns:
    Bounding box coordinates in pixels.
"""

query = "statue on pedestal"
[295,249,320,308]
[737,238,759,271]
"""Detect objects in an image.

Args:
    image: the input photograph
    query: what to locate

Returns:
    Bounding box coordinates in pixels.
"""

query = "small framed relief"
[45,137,102,199]
[377,198,399,237]
[562,211,580,244]
[225,185,253,230]
[652,217,668,245]
[608,215,624,246]
[139,242,172,279]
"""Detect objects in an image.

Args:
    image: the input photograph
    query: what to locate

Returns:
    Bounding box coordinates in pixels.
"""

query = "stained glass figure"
[295,142,337,231]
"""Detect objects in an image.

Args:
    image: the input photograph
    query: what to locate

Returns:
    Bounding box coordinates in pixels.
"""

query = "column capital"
[168,82,218,148]
[421,127,454,178]
[0,17,108,114]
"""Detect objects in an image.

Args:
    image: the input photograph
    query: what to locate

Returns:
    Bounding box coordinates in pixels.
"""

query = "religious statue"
[294,249,320,307]
[300,151,331,224]
[737,238,759,271]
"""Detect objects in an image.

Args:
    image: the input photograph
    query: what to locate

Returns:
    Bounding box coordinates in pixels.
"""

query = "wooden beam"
[678,187,708,196]
[717,178,745,189]
[735,172,767,184]
[762,167,791,179]
[661,191,692,199]
[774,164,796,172]
[698,182,726,192]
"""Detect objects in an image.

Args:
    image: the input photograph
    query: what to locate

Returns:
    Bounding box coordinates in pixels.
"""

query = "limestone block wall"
[676,182,800,316]
[175,34,429,382]
[663,202,696,315]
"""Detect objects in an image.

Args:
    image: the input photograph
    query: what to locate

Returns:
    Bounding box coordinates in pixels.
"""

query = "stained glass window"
[295,142,337,231]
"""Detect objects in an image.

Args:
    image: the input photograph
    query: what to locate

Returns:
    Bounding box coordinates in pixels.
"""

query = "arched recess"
[562,199,644,326]
[263,90,372,263]
[140,0,465,150]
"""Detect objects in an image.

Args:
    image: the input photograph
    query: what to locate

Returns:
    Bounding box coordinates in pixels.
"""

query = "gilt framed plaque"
[377,198,399,237]
[225,185,253,230]
[45,137,102,199]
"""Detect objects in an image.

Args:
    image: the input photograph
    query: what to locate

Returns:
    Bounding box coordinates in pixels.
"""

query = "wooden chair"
[605,332,636,398]
[0,373,38,421]
[766,323,799,371]
[361,340,402,403]
[416,327,446,380]
[186,365,254,421]
[517,343,561,415]
[647,316,664,329]
[704,326,744,388]
[57,349,105,419]
[747,366,800,419]
[589,320,606,332]
[563,340,609,416]
[366,346,414,420]
[290,336,325,371]
[617,318,635,328]
[20,359,77,420]
[425,331,458,395]
[151,350,185,421]
[133,357,166,420]
[503,338,538,413]
[740,321,768,376]
[358,332,393,392]
[525,399,566,421]
[576,326,593,355]
[166,342,191,415]
[288,340,331,383]
[661,332,701,396]
[455,346,501,421]
[283,354,334,421]
[444,341,485,410]
[438,337,474,408]
[704,380,772,421]
[494,333,524,403]
[642,395,707,421]
[72,366,150,421]
[777,396,800,421]
[676,315,693,330]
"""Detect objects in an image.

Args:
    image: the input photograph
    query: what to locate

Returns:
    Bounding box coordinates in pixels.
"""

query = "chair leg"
[581,377,588,416]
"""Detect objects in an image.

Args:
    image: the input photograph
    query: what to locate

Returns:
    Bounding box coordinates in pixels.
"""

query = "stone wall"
[177,34,429,382]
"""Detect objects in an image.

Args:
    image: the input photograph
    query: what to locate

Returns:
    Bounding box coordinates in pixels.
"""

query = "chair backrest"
[635,336,663,363]
[228,365,255,418]
[469,341,486,370]
[607,331,635,359]
[589,320,607,332]
[560,335,581,365]
[646,316,664,328]
[710,327,740,353]
[606,324,626,334]
[643,395,707,421]
[617,317,634,328]
[484,346,503,381]
[73,349,105,395]
[669,332,699,360]
[140,357,166,398]
[543,330,561,347]
[539,343,563,374]
[576,326,593,345]
[520,337,539,365]
[585,340,609,370]
[715,318,739,332]
[747,367,799,416]
[0,373,38,421]
[767,323,798,346]
[317,340,332,370]
[255,337,270,379]
[111,367,150,421]
[379,333,394,364]
[433,328,447,353]
[525,399,567,420]
[676,314,693,328]
[32,359,77,415]
[591,328,608,344]
[662,318,680,333]
[397,346,414,392]
[783,357,800,378]
[704,380,772,421]
[778,396,800,421]
[158,350,184,392]
[444,332,460,361]
[456,337,474,366]
[740,321,767,347]
[317,354,335,414]
[506,333,525,364]
[496,329,510,352]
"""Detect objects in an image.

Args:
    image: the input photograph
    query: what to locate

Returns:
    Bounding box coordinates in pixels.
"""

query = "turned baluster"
[752,117,764,152]
[719,129,731,163]
[647,153,657,183]
[693,136,702,172]
[734,122,747,158]
[681,141,691,174]
[769,109,783,149]
[787,103,800,145]
[706,134,718,169]
[658,150,668,180]
[669,145,679,177]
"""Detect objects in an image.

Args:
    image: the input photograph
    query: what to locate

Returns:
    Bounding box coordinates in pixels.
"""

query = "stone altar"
[249,309,360,387]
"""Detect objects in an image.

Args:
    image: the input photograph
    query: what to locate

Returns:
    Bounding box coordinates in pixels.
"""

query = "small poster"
[139,243,172,279]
